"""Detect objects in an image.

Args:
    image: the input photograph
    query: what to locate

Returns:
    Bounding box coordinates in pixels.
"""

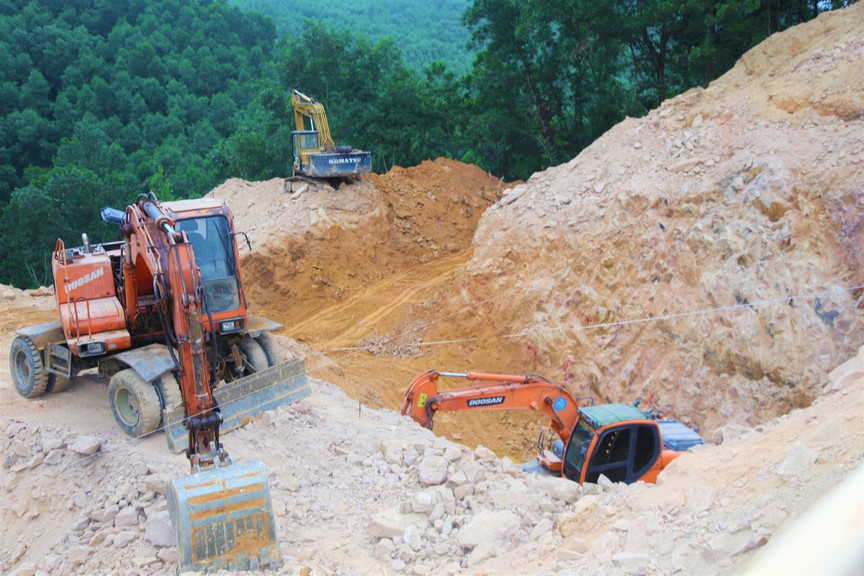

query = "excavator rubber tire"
[10,335,50,398]
[108,368,162,437]
[46,374,72,394]
[155,372,182,414]
[238,337,269,373]
[254,332,284,367]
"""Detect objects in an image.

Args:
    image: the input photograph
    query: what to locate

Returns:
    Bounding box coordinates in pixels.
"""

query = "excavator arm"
[163,228,222,465]
[292,89,335,151]
[126,196,224,466]
[123,195,280,572]
[401,370,581,446]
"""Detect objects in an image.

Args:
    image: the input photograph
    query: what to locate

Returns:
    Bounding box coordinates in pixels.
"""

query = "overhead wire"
[26,281,864,473]
[29,281,529,471]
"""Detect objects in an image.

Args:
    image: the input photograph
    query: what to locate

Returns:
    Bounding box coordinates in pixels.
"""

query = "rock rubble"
[3,349,861,576]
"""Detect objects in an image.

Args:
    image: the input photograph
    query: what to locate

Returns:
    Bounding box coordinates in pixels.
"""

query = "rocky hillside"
[436,3,864,437]
[1,342,861,575]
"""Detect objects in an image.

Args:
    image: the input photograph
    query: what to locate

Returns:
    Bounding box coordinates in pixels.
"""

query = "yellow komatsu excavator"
[290,89,372,178]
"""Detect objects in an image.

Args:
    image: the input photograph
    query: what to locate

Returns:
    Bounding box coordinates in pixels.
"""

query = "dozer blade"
[168,460,280,572]
[164,357,310,453]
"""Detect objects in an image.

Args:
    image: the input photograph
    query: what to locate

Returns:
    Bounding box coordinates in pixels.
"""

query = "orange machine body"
[47,195,255,461]
[53,240,130,357]
[402,370,703,485]
[12,193,311,572]
[51,198,248,361]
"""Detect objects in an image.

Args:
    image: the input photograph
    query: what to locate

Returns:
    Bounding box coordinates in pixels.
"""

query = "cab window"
[579,423,661,485]
[562,420,594,482]
[299,133,319,150]
[633,425,659,472]
[176,216,240,313]
[585,427,631,483]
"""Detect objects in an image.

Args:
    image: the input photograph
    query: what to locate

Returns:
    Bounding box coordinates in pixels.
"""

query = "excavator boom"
[401,370,581,445]
[292,89,335,151]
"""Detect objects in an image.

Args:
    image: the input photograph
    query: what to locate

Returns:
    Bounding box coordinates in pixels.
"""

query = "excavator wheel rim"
[10,336,49,398]
[108,369,162,437]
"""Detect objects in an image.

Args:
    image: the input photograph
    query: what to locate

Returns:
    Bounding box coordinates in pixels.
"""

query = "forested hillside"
[0,0,856,288]
[0,0,277,287]
[237,0,855,181]
[228,0,473,74]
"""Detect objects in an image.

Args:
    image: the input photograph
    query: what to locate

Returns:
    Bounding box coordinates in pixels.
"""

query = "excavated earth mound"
[210,158,505,329]
[208,158,514,411]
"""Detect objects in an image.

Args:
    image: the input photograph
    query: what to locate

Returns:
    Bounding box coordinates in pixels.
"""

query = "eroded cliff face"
[445,4,864,435]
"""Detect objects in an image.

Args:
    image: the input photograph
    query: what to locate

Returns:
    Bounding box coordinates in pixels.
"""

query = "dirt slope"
[209,159,525,446]
[209,158,506,328]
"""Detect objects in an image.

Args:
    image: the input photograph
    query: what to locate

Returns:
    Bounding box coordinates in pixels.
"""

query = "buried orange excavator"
[402,371,704,484]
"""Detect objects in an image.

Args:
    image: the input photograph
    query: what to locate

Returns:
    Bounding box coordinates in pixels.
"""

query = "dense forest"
[227,0,474,74]
[0,0,277,286]
[0,0,857,287]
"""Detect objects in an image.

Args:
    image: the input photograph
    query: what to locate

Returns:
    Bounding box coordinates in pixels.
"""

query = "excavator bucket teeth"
[164,357,310,453]
[168,460,280,572]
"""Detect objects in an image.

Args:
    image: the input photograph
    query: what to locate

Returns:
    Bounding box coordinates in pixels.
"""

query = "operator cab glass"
[562,420,594,482]
[176,216,240,313]
[292,130,319,152]
[563,421,661,484]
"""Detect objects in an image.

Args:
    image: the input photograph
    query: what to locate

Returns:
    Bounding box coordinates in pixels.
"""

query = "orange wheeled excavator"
[9,193,310,572]
[402,371,704,485]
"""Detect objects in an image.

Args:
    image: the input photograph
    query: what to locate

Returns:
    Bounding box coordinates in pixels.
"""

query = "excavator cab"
[561,404,663,484]
[291,129,321,176]
[176,216,240,313]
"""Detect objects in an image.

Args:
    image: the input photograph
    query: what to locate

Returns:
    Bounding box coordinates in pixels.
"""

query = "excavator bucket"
[167,459,280,572]
[163,357,310,453]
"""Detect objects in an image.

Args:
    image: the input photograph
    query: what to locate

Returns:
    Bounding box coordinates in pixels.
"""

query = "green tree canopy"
[0,0,277,286]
